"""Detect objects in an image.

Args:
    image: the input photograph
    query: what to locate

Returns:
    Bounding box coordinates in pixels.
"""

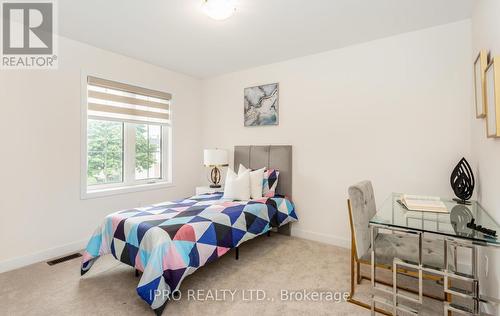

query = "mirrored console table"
[369,193,500,315]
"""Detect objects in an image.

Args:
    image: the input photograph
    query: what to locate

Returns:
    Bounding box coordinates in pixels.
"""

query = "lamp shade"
[204,149,228,166]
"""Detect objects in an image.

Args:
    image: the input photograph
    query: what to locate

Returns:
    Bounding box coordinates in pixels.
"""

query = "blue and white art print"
[244,83,279,126]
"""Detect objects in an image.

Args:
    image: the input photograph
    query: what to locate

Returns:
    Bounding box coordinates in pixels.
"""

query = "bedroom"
[1,0,500,315]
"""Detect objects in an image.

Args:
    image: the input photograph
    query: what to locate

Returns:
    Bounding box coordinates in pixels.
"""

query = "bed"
[80,145,297,315]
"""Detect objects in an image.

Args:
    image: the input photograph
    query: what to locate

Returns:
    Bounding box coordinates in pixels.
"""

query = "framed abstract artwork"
[474,50,488,118]
[485,57,500,138]
[244,83,279,126]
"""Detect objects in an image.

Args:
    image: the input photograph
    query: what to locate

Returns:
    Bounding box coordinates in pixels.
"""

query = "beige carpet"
[0,234,372,316]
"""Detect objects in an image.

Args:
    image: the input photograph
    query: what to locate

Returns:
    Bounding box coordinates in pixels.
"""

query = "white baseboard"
[0,239,87,274]
[291,228,350,249]
[0,229,349,274]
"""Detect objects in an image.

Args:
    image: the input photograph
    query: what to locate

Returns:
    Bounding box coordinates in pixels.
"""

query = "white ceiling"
[59,0,474,78]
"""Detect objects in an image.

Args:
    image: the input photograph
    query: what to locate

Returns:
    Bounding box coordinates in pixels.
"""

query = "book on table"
[400,194,449,213]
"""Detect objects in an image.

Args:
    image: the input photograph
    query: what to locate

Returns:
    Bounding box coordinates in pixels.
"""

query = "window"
[87,120,124,185]
[82,76,172,198]
[135,124,162,180]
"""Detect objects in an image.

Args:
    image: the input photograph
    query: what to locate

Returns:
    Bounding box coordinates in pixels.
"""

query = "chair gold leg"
[356,261,361,284]
[347,199,392,315]
[350,247,356,297]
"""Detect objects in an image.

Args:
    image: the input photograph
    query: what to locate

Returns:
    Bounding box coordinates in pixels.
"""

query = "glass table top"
[370,193,500,246]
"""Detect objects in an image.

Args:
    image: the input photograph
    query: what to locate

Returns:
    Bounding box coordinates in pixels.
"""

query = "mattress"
[80,192,297,312]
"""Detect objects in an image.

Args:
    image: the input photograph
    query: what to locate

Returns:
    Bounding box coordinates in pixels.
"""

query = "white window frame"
[80,71,173,199]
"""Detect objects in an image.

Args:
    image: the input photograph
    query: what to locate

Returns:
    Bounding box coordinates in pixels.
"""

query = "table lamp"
[204,149,229,188]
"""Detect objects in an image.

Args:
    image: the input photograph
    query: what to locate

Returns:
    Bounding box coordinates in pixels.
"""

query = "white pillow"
[222,168,251,200]
[238,164,265,199]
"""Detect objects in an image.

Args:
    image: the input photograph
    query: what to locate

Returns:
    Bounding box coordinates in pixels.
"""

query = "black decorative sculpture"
[450,157,475,205]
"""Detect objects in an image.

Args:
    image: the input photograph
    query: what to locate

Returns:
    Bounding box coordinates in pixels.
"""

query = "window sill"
[81,181,174,200]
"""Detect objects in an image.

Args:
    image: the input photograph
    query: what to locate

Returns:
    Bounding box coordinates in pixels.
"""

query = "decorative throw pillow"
[238,164,265,199]
[262,169,279,197]
[222,168,251,200]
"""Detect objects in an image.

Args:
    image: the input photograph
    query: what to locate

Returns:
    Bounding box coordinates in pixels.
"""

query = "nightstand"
[196,186,224,195]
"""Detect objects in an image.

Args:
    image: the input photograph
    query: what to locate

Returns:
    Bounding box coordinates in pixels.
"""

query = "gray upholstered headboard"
[234,145,292,198]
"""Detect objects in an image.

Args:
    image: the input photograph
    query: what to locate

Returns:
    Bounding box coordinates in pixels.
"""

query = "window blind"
[87,76,171,125]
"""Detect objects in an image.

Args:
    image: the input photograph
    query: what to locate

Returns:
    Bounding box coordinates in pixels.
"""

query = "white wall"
[471,1,500,314]
[201,21,472,247]
[0,18,480,287]
[0,36,203,272]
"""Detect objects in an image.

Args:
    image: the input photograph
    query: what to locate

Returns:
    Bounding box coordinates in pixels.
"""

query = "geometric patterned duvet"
[80,192,297,312]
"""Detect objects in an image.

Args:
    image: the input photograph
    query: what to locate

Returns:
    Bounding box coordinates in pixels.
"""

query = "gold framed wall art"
[474,50,489,118]
[485,57,500,138]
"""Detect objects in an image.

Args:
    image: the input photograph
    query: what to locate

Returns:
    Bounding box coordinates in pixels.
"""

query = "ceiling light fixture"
[202,0,236,21]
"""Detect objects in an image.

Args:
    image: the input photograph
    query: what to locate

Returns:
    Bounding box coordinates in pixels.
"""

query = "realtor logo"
[1,1,58,69]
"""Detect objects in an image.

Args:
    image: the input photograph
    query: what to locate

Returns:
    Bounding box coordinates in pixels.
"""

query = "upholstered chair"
[346,181,454,312]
